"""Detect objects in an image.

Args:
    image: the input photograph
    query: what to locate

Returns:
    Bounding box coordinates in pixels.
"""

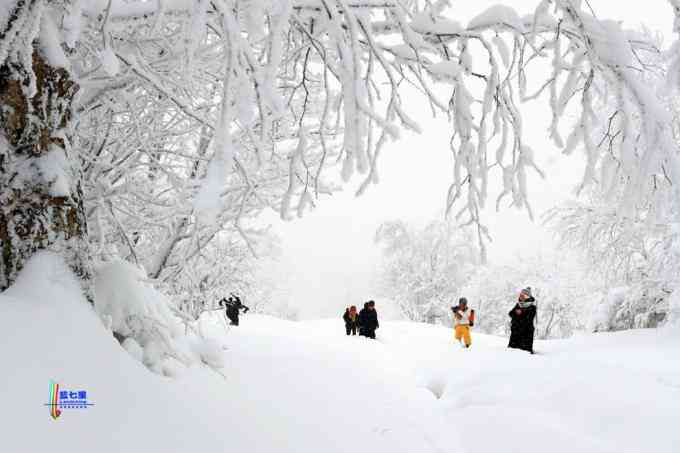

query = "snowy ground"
[1,259,679,453]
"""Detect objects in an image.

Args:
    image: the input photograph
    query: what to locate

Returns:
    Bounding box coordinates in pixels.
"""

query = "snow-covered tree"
[3,0,680,343]
[1,0,674,291]
[167,233,279,311]
[375,219,479,322]
[0,1,91,294]
[462,253,596,338]
[546,36,680,330]
[548,193,675,331]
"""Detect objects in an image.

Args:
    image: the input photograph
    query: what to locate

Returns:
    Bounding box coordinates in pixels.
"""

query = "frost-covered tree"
[547,35,680,330]
[375,219,479,322]
[168,234,278,311]
[462,253,595,338]
[549,193,675,331]
[2,0,680,336]
[0,1,91,293]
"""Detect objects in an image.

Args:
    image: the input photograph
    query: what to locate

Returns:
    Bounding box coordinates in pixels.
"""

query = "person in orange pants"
[452,297,475,348]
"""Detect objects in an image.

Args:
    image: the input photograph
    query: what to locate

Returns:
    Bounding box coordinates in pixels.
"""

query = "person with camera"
[219,294,249,326]
[452,297,475,348]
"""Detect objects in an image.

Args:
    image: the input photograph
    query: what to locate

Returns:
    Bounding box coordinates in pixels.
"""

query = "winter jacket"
[453,307,475,327]
[358,308,379,332]
[508,299,536,352]
[343,311,360,327]
[220,297,249,317]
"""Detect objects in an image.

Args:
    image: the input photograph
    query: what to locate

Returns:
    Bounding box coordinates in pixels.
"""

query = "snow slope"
[1,255,679,453]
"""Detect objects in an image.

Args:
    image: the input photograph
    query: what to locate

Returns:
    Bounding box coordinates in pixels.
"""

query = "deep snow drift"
[1,255,678,453]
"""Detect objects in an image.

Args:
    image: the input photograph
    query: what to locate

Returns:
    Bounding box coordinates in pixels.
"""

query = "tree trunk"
[0,45,91,295]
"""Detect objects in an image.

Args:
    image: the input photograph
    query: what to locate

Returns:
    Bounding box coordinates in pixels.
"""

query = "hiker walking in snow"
[452,297,475,348]
[343,306,360,336]
[358,302,368,336]
[219,294,249,326]
[508,287,536,354]
[359,301,379,339]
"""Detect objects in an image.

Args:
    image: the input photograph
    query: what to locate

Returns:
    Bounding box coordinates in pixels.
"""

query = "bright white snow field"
[1,254,679,453]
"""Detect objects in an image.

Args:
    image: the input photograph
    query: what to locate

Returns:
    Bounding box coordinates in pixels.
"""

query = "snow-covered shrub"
[375,219,479,322]
[121,337,144,363]
[666,290,680,332]
[550,189,678,332]
[94,260,224,375]
[462,254,596,339]
[590,286,668,332]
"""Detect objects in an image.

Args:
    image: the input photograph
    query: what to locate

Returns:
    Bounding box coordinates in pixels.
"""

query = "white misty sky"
[262,0,673,319]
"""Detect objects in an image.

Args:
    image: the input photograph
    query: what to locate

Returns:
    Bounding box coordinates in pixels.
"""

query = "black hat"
[459,297,468,305]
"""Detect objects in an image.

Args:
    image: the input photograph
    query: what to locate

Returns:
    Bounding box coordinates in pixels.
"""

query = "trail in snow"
[214,316,679,453]
[0,258,678,453]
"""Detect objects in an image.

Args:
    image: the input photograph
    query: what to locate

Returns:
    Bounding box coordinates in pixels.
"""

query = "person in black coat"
[219,294,249,326]
[359,300,379,339]
[357,303,368,336]
[508,287,536,353]
[343,306,360,335]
